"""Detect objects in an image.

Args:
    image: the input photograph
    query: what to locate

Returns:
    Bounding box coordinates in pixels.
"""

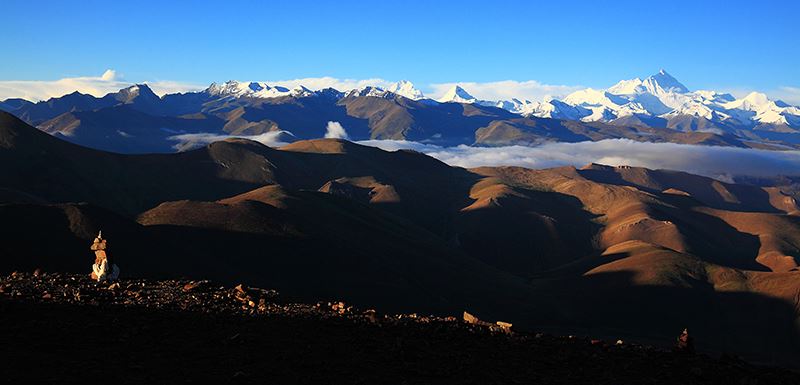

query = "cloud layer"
[428,80,583,101]
[775,86,800,105]
[160,129,800,180]
[357,139,800,180]
[0,70,204,101]
[2,71,797,107]
[168,131,293,150]
[262,77,395,92]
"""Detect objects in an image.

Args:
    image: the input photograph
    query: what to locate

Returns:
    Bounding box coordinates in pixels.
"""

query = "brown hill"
[1,111,800,365]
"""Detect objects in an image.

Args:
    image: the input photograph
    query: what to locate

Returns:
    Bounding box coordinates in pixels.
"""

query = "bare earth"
[1,272,797,385]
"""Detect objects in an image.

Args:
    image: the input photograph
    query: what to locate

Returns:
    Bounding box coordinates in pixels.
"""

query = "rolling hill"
[1,110,799,365]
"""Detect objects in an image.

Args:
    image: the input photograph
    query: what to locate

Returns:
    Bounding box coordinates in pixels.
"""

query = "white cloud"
[258,77,395,92]
[0,70,205,101]
[324,121,349,139]
[428,80,584,102]
[167,131,293,150]
[774,86,800,105]
[100,69,117,81]
[357,139,800,179]
[720,86,800,106]
[145,81,206,96]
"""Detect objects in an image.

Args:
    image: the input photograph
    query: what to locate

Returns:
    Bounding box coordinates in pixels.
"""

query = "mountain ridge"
[1,72,799,153]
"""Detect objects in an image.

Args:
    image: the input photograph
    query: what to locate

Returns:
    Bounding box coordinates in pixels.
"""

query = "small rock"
[183,280,209,292]
[232,371,247,379]
[365,309,378,324]
[495,321,513,333]
[257,298,267,312]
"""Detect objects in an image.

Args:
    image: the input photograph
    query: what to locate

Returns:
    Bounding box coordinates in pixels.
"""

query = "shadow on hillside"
[647,202,769,271]
[516,269,800,368]
[1,205,799,368]
[455,186,602,277]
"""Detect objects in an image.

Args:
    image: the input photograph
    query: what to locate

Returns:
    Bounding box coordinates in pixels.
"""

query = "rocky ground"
[1,272,798,385]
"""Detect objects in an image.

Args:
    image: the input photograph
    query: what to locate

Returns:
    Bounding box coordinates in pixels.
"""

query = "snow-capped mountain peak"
[290,85,314,97]
[735,92,771,109]
[111,84,160,104]
[606,78,644,94]
[438,85,476,103]
[206,80,256,96]
[643,69,689,94]
[387,80,424,100]
[344,86,388,98]
[205,81,307,99]
[721,92,800,125]
[607,70,688,96]
[125,85,140,96]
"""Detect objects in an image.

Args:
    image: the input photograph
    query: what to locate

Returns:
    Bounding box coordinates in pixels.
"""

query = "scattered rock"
[1,272,797,385]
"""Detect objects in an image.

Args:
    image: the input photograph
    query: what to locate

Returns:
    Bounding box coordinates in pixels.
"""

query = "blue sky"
[1,0,798,101]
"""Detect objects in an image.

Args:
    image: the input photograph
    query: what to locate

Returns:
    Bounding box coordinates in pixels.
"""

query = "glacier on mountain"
[198,72,799,130]
[487,70,800,130]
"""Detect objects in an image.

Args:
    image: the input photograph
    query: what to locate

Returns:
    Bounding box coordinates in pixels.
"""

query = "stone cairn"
[675,328,694,354]
[90,231,120,282]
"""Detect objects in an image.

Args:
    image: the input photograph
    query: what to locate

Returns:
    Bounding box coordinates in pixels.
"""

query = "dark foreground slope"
[2,272,798,385]
[2,110,800,367]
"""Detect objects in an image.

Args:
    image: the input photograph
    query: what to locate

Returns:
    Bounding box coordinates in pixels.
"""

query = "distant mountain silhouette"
[1,82,791,153]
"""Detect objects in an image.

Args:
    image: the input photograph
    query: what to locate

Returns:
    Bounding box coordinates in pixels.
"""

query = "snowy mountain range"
[2,70,799,153]
[196,70,799,131]
[206,81,317,99]
[523,70,800,129]
[429,70,799,131]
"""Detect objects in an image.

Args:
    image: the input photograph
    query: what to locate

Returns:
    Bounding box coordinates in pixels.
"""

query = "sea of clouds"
[358,139,800,181]
[168,121,800,181]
